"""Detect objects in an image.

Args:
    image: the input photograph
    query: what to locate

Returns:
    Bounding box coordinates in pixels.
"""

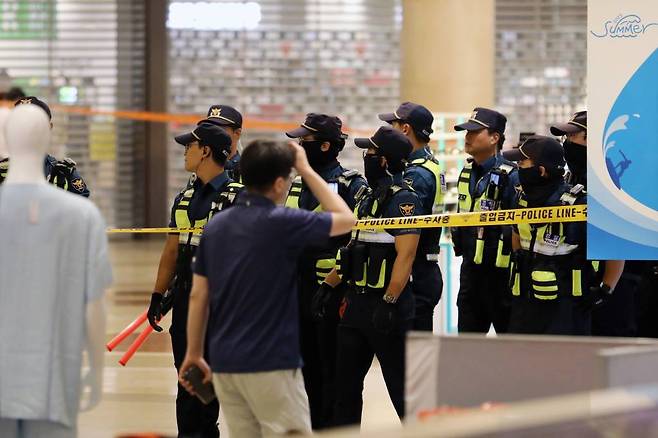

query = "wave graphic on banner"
[589,47,658,259]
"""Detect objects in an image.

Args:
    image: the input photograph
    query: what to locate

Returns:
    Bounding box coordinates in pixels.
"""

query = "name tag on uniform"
[480,199,495,211]
[544,234,560,247]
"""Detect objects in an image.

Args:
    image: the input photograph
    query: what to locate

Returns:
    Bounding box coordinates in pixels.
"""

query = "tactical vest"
[510,184,588,301]
[457,160,515,267]
[47,157,78,190]
[285,169,366,284]
[336,183,412,290]
[408,155,446,214]
[174,181,243,247]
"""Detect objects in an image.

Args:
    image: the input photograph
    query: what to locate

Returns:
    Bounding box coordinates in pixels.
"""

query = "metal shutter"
[495,0,587,143]
[0,0,145,228]
[166,0,402,202]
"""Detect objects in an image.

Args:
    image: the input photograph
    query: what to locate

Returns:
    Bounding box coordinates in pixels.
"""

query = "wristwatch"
[383,293,397,304]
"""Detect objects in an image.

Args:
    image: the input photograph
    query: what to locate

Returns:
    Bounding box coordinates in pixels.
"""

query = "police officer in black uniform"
[452,108,518,333]
[284,113,368,429]
[504,135,595,334]
[0,96,90,197]
[205,104,243,182]
[379,102,446,331]
[147,122,243,438]
[550,112,627,335]
[332,126,421,427]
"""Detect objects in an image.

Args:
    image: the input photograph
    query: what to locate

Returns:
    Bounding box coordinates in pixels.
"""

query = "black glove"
[311,283,334,322]
[147,292,164,332]
[579,284,613,311]
[372,300,399,334]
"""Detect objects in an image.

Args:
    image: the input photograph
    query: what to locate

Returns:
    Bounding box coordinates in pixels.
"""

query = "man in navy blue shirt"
[179,140,355,437]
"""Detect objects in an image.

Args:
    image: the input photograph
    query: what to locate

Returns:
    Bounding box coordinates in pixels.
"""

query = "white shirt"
[0,184,112,426]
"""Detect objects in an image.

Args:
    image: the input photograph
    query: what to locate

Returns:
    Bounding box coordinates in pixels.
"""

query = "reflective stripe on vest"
[286,176,342,282]
[349,186,402,290]
[410,157,445,213]
[284,175,328,212]
[174,182,242,247]
[518,221,579,256]
[514,190,584,299]
[285,176,304,209]
[50,175,68,190]
[457,161,510,267]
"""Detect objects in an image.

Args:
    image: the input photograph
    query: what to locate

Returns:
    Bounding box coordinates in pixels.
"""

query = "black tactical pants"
[592,270,641,337]
[507,295,585,335]
[635,263,658,338]
[170,298,219,438]
[410,259,443,331]
[298,272,335,430]
[332,290,412,427]
[457,260,511,333]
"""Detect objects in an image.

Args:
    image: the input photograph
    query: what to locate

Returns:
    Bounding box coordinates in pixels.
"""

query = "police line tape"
[106,205,586,234]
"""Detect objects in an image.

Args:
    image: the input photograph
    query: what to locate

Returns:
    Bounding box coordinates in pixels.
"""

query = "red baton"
[106,310,148,352]
[119,324,154,366]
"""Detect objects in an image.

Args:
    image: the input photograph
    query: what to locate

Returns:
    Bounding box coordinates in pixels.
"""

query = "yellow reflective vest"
[510,184,588,300]
[456,160,516,267]
[173,181,243,247]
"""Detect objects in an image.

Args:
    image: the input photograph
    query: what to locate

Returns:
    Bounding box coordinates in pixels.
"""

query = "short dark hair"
[488,128,506,152]
[200,143,228,167]
[6,87,25,101]
[241,140,294,191]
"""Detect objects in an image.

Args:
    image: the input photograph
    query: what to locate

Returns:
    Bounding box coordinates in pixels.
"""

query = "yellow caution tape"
[107,205,586,234]
[107,227,203,234]
[354,205,586,230]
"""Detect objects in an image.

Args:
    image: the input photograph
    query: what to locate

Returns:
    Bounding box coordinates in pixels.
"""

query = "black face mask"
[363,154,389,187]
[519,166,561,207]
[300,140,336,169]
[563,140,587,177]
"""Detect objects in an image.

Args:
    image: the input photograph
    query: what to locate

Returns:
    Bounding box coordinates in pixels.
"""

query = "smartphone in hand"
[183,365,217,405]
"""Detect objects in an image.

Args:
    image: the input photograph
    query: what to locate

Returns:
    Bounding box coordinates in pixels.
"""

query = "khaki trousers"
[213,369,312,437]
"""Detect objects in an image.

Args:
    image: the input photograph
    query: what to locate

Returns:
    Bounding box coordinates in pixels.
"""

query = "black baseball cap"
[454,107,506,134]
[517,132,536,147]
[354,126,412,165]
[15,96,51,120]
[550,110,587,136]
[503,135,565,171]
[285,113,348,140]
[203,105,242,128]
[175,122,232,158]
[378,102,434,140]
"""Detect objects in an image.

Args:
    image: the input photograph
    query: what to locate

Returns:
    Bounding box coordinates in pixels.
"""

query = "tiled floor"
[79,239,400,437]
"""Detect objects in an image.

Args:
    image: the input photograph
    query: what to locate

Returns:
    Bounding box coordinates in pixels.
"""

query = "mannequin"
[0,104,110,437]
[4,105,50,184]
[0,104,9,159]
